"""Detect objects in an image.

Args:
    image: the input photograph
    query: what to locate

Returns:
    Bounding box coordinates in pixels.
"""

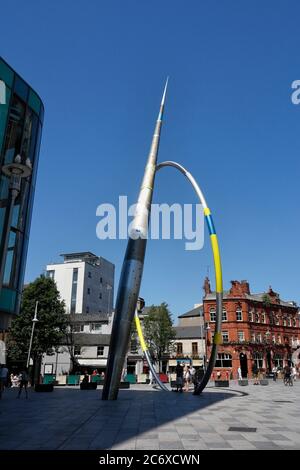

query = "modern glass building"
[0,57,43,332]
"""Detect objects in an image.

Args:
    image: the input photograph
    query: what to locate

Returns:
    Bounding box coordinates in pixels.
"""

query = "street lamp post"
[0,155,32,291]
[26,301,39,369]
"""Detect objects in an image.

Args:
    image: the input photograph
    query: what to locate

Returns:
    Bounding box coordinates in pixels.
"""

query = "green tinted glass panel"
[0,59,14,87]
[0,87,11,155]
[28,89,41,115]
[14,75,28,102]
[0,287,16,312]
[3,249,13,284]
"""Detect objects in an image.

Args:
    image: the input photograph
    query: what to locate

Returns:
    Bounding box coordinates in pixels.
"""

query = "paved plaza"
[0,380,299,450]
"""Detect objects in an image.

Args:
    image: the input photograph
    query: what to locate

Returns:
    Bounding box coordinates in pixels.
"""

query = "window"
[74,346,81,356]
[222,309,227,322]
[86,306,89,314]
[87,288,90,295]
[73,324,84,333]
[215,353,232,368]
[221,331,229,343]
[248,309,254,322]
[269,312,274,325]
[236,308,243,321]
[293,318,297,327]
[251,333,255,343]
[99,293,102,299]
[272,335,276,344]
[97,346,104,357]
[255,312,260,323]
[275,314,279,325]
[283,318,287,327]
[277,335,281,344]
[90,323,102,332]
[273,354,283,369]
[192,342,198,355]
[238,331,245,342]
[209,308,216,322]
[47,270,55,280]
[256,333,262,343]
[176,343,183,355]
[70,268,78,314]
[261,312,266,324]
[288,317,292,327]
[253,352,263,369]
[88,271,91,278]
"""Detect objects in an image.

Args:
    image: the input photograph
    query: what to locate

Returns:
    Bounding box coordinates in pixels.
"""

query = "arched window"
[288,317,292,327]
[236,307,243,321]
[293,318,297,327]
[275,314,279,325]
[255,312,260,323]
[261,312,266,324]
[253,352,263,369]
[215,353,232,368]
[209,308,216,322]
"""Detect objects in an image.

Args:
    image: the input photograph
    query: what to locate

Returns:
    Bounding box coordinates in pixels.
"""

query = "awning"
[78,359,107,367]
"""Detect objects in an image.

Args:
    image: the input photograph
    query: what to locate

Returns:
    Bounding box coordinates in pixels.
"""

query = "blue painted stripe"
[205,214,216,235]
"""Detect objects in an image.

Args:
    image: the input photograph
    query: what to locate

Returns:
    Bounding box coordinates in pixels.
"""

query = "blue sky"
[1,1,299,319]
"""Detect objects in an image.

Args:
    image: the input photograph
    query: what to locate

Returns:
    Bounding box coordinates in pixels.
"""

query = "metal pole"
[26,301,39,368]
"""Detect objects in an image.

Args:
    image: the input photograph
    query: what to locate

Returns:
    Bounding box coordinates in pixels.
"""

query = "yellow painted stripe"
[204,207,211,216]
[214,332,223,345]
[135,314,147,352]
[210,234,223,293]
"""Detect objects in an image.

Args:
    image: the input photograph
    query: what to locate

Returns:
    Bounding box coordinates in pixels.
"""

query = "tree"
[7,275,67,382]
[143,302,176,372]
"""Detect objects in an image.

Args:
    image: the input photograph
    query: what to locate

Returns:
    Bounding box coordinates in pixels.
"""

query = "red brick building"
[203,278,300,379]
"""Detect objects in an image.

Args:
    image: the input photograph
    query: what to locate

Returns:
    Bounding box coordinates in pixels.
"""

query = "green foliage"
[143,302,176,367]
[7,275,67,362]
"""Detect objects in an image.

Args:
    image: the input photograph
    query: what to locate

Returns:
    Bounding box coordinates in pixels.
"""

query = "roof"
[69,314,109,323]
[178,306,203,319]
[204,291,298,309]
[175,326,203,339]
[74,334,111,346]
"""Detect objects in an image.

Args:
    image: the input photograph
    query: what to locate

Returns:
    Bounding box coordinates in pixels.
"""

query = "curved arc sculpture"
[134,161,223,395]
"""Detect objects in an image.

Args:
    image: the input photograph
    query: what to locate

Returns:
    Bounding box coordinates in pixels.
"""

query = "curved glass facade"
[0,57,43,329]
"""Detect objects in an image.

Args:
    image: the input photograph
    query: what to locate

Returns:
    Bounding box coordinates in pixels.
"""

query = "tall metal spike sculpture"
[102,81,224,400]
[102,80,169,400]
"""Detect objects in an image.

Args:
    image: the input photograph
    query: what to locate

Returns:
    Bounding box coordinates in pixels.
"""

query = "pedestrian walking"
[174,362,183,392]
[237,367,242,381]
[252,363,259,385]
[183,365,191,391]
[272,366,278,382]
[0,364,9,399]
[17,368,29,399]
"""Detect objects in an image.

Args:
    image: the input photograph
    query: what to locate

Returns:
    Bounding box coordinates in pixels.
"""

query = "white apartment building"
[46,252,114,315]
[41,252,115,376]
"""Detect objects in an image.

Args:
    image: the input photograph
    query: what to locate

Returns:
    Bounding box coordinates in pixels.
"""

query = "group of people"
[174,362,196,392]
[0,364,30,399]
